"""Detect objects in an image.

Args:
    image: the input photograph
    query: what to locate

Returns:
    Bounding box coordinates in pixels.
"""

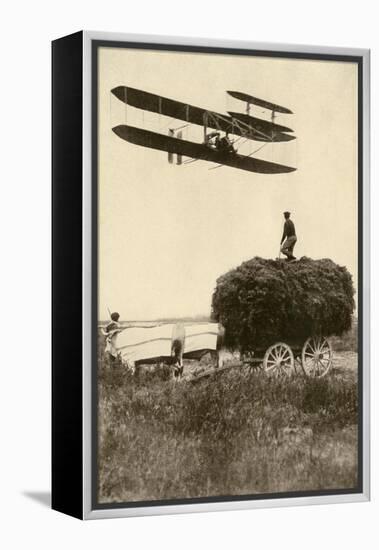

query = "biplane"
[111,86,297,174]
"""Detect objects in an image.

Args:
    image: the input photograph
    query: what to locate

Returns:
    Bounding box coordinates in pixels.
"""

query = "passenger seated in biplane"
[204,131,220,149]
[205,131,236,154]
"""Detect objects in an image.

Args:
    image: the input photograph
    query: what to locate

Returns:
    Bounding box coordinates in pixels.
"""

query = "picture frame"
[52,30,370,520]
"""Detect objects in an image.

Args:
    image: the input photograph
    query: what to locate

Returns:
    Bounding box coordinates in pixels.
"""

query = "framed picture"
[52,31,370,520]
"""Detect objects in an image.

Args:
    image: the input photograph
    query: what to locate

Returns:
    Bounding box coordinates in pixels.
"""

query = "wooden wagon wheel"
[301,336,333,378]
[263,342,294,376]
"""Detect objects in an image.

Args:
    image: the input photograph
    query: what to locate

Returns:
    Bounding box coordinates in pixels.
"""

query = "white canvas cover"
[183,323,219,353]
[115,324,174,363]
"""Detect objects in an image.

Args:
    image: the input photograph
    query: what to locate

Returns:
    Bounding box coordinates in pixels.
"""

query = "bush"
[211,257,355,352]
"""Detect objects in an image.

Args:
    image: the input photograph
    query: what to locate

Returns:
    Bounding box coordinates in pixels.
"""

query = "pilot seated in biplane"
[205,131,236,154]
[218,133,236,154]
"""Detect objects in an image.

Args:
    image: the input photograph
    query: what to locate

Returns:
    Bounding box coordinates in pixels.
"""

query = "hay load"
[211,257,355,352]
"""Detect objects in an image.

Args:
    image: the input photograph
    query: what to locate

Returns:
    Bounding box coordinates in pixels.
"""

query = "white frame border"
[82,31,370,520]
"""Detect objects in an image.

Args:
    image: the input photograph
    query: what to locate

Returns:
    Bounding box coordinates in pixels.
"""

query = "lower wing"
[112,125,296,175]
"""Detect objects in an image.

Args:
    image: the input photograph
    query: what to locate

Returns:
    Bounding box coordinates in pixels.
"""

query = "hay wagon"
[239,335,333,378]
[207,256,355,382]
[188,334,333,384]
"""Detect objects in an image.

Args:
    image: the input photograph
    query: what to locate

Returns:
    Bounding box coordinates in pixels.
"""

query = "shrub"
[211,257,355,352]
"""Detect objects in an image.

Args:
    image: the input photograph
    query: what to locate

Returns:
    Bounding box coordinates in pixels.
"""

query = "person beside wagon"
[102,311,122,364]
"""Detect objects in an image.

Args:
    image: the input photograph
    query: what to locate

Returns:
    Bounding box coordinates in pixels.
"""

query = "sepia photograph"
[94,43,361,507]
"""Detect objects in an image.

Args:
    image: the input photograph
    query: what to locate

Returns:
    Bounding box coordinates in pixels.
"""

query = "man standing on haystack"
[280,211,297,261]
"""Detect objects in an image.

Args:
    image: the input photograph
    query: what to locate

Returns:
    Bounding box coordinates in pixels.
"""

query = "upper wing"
[227,91,293,114]
[112,125,296,174]
[111,86,294,143]
[112,86,216,127]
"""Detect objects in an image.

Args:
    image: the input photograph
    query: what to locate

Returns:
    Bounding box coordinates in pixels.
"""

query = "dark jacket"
[281,219,296,244]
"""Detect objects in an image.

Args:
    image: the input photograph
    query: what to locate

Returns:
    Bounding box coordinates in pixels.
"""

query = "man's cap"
[110,312,120,321]
[283,211,291,216]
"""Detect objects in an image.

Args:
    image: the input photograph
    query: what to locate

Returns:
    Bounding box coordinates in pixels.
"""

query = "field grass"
[330,318,358,352]
[97,341,358,504]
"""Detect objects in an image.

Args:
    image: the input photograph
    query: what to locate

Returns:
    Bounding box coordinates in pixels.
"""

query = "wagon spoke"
[319,358,329,370]
[317,359,325,374]
[319,340,329,353]
[317,358,326,374]
[308,340,316,354]
[318,338,327,351]
[320,353,330,363]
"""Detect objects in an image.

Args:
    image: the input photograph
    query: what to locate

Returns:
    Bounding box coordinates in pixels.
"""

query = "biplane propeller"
[111,86,296,174]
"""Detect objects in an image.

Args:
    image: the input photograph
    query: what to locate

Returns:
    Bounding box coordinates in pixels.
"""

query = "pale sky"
[98,47,358,321]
